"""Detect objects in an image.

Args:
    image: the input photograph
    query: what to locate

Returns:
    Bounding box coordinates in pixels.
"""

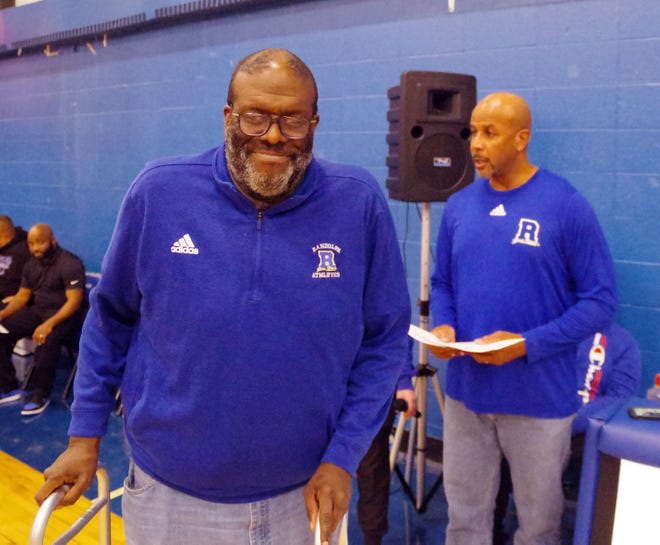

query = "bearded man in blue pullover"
[35,48,411,545]
[429,92,617,545]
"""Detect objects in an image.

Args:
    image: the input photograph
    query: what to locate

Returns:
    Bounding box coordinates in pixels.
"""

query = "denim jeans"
[122,461,340,545]
[443,396,573,545]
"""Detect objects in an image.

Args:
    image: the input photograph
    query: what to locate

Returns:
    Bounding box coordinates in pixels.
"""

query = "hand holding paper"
[408,324,525,355]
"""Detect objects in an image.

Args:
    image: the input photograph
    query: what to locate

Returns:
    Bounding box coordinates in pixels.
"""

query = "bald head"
[28,223,53,240]
[0,216,15,247]
[227,48,318,114]
[27,223,56,259]
[0,216,14,234]
[474,92,532,133]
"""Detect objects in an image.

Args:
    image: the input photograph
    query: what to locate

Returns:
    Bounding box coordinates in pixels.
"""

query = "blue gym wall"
[1,0,659,437]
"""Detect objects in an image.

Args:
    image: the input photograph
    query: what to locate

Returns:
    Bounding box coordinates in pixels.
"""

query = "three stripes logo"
[489,204,507,217]
[171,234,199,255]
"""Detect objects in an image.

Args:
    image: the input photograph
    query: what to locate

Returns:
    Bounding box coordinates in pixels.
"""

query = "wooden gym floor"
[0,364,129,545]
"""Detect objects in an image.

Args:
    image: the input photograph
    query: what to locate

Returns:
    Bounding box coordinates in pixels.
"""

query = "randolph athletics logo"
[312,242,341,279]
[511,218,540,247]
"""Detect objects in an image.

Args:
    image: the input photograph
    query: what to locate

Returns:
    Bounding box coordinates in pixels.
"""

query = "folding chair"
[61,272,101,405]
[60,343,79,406]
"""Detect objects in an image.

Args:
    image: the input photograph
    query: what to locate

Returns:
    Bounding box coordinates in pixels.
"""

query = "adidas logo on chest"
[171,234,199,255]
[489,204,506,217]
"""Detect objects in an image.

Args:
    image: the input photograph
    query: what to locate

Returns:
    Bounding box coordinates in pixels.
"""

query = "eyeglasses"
[231,110,317,140]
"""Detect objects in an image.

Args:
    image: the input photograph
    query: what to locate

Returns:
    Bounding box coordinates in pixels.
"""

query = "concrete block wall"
[0,0,658,436]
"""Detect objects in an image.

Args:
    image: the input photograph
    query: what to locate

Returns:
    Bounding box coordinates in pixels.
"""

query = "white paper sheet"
[408,324,524,354]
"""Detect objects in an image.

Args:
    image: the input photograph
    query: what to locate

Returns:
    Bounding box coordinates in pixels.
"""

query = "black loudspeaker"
[386,71,477,202]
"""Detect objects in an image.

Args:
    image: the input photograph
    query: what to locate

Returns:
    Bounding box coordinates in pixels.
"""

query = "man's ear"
[309,113,320,136]
[515,128,530,152]
[223,104,232,128]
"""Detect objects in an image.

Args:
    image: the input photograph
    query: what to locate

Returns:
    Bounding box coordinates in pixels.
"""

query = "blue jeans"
[443,396,573,545]
[122,461,340,545]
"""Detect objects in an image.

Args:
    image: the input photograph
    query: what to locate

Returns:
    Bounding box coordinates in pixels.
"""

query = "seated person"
[493,322,642,545]
[0,223,87,415]
[0,215,30,308]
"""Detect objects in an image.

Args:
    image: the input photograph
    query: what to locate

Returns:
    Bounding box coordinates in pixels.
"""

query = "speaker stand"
[389,202,445,513]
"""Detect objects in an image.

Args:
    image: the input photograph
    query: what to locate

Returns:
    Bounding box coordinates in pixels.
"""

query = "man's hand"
[303,462,351,545]
[35,437,100,507]
[427,324,461,359]
[471,330,526,366]
[32,288,83,346]
[396,388,418,418]
[0,286,31,322]
[33,322,53,346]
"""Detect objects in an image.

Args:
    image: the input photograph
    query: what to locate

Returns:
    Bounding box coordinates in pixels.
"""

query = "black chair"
[61,272,101,406]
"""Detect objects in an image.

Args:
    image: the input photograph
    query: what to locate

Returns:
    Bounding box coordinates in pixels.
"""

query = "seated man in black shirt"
[0,223,86,415]
[0,215,30,308]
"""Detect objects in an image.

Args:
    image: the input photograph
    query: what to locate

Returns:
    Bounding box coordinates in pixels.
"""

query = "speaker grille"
[386,71,477,202]
[415,133,468,194]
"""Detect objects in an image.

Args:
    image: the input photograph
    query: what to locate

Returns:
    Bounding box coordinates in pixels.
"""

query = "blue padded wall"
[1,0,659,437]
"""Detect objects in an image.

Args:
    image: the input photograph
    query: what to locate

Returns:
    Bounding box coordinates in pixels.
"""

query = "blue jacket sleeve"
[523,192,617,363]
[68,181,144,437]
[321,196,411,474]
[396,338,415,391]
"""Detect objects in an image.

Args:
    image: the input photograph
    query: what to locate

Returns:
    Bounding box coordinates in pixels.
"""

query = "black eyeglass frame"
[230,110,318,140]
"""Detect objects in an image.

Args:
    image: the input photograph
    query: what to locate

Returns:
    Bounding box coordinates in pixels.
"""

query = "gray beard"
[225,130,312,205]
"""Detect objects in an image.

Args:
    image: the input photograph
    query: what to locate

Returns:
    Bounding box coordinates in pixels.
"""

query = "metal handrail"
[29,465,111,545]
